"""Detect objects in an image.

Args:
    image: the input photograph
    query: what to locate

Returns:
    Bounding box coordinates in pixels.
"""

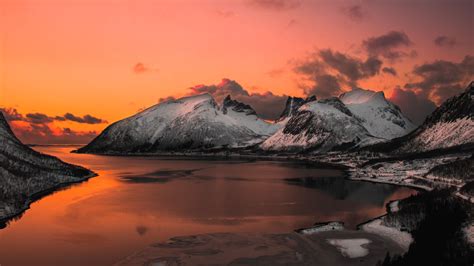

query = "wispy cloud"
[248,0,301,11]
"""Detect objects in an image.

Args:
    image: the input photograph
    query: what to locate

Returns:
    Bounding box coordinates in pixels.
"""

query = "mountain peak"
[222,95,257,116]
[277,95,317,122]
[339,88,386,105]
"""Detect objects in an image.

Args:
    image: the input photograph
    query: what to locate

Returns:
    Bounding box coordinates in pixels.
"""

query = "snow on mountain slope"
[368,82,474,154]
[396,83,474,153]
[260,98,382,152]
[340,88,415,139]
[0,112,93,221]
[77,93,279,153]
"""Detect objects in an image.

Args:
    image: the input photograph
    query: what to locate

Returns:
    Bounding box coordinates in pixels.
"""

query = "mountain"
[370,82,474,154]
[260,97,381,152]
[260,88,415,153]
[277,96,317,122]
[339,88,415,139]
[0,112,93,222]
[77,94,280,153]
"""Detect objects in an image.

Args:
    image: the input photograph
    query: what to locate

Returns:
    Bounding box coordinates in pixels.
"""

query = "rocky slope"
[261,88,414,153]
[0,112,93,223]
[77,94,280,153]
[261,98,382,152]
[370,82,474,154]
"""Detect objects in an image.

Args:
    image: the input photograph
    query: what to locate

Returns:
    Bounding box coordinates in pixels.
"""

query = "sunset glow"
[1,0,472,143]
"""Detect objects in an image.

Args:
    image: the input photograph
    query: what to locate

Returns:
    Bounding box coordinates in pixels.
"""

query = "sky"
[0,0,473,144]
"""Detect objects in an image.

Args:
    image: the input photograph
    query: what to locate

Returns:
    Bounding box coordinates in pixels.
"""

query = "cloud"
[26,113,55,124]
[248,0,301,11]
[11,123,98,145]
[294,49,383,98]
[158,96,176,103]
[404,55,473,104]
[382,67,397,76]
[187,78,287,120]
[133,63,157,74]
[434,35,457,48]
[0,108,106,144]
[389,87,437,125]
[363,31,415,61]
[307,74,341,99]
[341,5,365,21]
[0,107,24,121]
[62,113,107,124]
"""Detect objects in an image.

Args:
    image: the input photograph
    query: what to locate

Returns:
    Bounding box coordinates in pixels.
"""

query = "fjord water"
[0,146,415,266]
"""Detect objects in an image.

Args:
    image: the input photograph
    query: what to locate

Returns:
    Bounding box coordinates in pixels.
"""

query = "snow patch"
[360,218,413,250]
[326,238,371,258]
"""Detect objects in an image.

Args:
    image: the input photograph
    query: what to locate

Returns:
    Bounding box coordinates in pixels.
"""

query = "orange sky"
[0,0,472,143]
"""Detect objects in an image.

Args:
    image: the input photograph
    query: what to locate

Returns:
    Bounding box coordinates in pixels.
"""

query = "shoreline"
[2,147,471,259]
[0,172,97,228]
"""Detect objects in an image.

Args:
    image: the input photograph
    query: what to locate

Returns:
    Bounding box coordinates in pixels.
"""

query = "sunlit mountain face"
[1,0,472,145]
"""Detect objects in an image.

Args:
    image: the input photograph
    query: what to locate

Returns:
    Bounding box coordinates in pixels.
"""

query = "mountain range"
[76,79,473,155]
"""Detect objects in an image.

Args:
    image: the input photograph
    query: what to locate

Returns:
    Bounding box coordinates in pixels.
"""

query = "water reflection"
[0,146,416,266]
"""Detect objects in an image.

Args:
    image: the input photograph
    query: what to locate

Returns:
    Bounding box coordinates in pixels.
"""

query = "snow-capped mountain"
[0,112,92,221]
[378,82,474,154]
[261,98,382,152]
[260,88,415,153]
[277,96,317,123]
[77,93,280,153]
[340,88,416,139]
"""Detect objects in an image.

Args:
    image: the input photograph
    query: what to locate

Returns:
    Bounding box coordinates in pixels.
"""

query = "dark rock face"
[0,111,93,222]
[278,95,317,121]
[222,95,257,116]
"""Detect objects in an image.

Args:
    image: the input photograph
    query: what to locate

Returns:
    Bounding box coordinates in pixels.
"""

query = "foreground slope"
[77,93,279,153]
[370,82,474,154]
[0,112,93,222]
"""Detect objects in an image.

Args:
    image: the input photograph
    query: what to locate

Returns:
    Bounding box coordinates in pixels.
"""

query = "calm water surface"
[0,146,416,266]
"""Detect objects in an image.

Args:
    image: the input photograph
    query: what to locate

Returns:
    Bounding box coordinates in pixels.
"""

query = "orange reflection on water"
[0,146,417,266]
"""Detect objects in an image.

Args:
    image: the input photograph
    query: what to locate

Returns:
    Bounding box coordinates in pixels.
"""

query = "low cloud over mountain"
[188,79,287,120]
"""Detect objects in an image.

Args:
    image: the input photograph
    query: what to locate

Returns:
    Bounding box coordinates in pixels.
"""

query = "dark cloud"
[26,113,55,124]
[188,78,287,120]
[294,49,383,98]
[363,31,414,61]
[248,0,301,10]
[12,124,98,145]
[307,74,342,99]
[404,55,473,103]
[63,113,107,124]
[0,108,106,144]
[158,96,177,103]
[382,67,397,76]
[434,36,457,47]
[319,49,382,84]
[341,5,365,21]
[389,87,437,125]
[0,107,24,121]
